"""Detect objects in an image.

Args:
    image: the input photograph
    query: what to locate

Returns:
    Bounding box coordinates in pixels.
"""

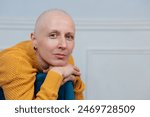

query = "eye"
[49,32,57,39]
[65,34,74,41]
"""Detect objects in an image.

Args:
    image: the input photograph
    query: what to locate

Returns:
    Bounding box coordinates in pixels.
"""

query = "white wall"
[0,0,150,99]
[0,0,150,19]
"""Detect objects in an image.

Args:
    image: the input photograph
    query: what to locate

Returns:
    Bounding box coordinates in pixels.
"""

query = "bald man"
[0,9,85,100]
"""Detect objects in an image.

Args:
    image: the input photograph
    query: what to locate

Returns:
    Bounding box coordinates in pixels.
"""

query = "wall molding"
[86,49,150,80]
[0,18,150,30]
[0,18,34,30]
[85,48,150,98]
[87,49,150,55]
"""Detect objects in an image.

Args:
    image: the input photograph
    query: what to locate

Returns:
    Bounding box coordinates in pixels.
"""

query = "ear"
[31,32,38,49]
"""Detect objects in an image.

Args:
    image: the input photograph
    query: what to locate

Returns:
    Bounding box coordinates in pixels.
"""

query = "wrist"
[50,67,64,77]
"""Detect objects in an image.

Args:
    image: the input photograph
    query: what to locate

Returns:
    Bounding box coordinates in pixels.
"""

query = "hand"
[61,75,76,86]
[50,64,81,78]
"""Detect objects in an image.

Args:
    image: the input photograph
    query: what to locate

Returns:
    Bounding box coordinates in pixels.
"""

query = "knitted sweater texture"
[0,40,85,100]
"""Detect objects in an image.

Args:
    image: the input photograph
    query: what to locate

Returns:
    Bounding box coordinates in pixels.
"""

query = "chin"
[51,60,67,67]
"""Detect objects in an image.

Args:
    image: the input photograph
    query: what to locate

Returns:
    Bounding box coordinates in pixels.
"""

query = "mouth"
[54,53,66,59]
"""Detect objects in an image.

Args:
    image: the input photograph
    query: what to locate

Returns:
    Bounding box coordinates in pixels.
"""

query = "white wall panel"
[86,49,150,99]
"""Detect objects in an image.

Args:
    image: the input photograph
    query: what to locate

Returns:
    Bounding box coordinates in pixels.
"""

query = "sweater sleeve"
[0,54,63,100]
[36,71,63,100]
[68,55,85,100]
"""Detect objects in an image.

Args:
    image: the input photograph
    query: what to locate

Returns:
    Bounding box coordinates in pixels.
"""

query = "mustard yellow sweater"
[0,40,85,100]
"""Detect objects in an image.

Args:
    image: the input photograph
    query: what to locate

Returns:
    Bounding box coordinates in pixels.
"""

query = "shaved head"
[34,9,75,35]
[31,9,75,67]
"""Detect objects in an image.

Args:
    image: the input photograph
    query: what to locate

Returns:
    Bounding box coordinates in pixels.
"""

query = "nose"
[58,37,67,49]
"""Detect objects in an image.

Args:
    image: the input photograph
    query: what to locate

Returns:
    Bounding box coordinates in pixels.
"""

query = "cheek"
[37,44,53,58]
[68,42,74,52]
[41,40,57,51]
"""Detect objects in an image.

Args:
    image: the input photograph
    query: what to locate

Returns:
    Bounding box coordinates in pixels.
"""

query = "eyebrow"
[49,30,59,33]
[66,32,74,35]
[49,30,74,35]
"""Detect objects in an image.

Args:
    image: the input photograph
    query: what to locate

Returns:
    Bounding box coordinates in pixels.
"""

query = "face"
[32,13,75,67]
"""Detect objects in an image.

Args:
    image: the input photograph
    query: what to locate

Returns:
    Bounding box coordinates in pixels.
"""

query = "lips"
[54,53,66,59]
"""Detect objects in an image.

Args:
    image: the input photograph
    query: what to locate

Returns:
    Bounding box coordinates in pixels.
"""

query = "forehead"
[38,12,75,34]
[48,18,75,33]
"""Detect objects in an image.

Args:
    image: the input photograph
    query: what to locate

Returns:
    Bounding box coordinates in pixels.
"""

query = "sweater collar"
[27,41,43,72]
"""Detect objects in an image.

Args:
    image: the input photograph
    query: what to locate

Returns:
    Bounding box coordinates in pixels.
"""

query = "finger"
[43,69,49,73]
[63,75,76,83]
[73,66,80,72]
[49,66,54,70]
[43,66,54,73]
[73,70,81,76]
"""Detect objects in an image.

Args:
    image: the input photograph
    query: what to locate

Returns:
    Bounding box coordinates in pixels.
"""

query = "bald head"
[34,9,75,35]
[31,9,76,67]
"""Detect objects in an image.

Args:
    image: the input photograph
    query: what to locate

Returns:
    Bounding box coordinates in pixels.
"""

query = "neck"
[35,51,49,71]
